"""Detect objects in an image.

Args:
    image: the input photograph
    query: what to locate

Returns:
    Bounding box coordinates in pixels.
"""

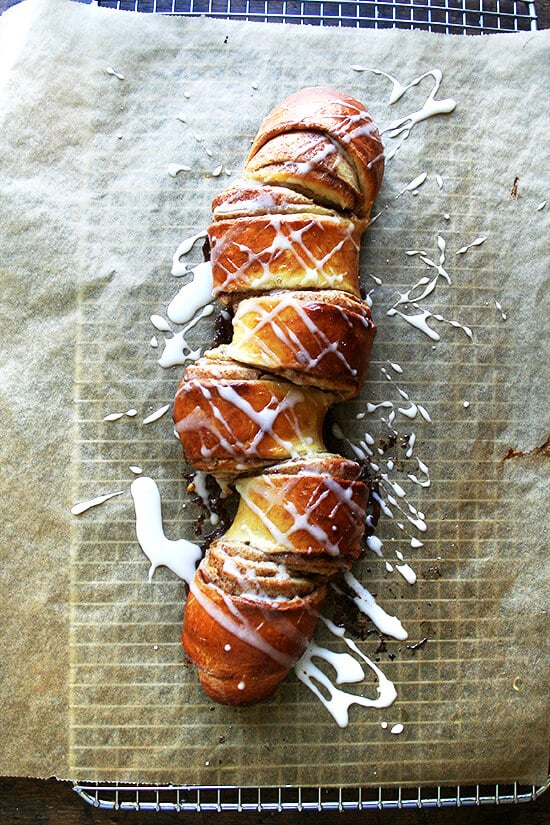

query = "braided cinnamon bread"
[175,87,384,705]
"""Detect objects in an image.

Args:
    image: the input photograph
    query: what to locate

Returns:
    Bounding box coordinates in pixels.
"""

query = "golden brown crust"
[211,179,337,219]
[245,130,360,214]
[226,290,376,398]
[208,212,362,298]
[245,86,384,218]
[227,457,369,573]
[173,357,334,476]
[182,569,326,706]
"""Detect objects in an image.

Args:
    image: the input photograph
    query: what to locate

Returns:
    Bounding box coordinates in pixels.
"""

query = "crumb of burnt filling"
[213,308,234,348]
[184,471,235,549]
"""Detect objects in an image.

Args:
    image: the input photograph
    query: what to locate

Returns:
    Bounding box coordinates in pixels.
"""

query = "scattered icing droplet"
[125,409,137,417]
[211,164,223,177]
[494,299,507,321]
[443,213,450,220]
[150,315,172,332]
[142,404,170,425]
[435,174,443,189]
[183,91,191,99]
[71,490,124,516]
[224,644,231,652]
[150,336,159,348]
[237,681,246,690]
[381,721,388,729]
[536,200,546,211]
[463,401,470,408]
[366,535,383,557]
[104,412,124,422]
[395,563,417,585]
[129,466,143,475]
[390,723,404,735]
[396,171,428,199]
[168,163,191,177]
[105,66,124,80]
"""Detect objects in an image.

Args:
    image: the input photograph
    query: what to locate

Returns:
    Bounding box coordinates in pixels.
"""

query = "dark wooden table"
[0,1,547,821]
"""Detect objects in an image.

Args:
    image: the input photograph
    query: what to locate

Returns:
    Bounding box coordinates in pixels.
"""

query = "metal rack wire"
[68,0,546,813]
[74,780,549,811]
[96,0,538,33]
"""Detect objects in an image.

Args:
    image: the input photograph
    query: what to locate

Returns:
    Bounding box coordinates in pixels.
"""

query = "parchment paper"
[0,0,548,787]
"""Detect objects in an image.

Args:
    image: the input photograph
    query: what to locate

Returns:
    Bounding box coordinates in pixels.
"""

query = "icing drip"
[339,570,408,640]
[167,261,214,324]
[295,617,398,728]
[171,231,208,276]
[71,490,124,516]
[131,476,202,584]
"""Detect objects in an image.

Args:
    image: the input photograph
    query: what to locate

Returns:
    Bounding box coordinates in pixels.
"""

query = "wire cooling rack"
[67,0,546,814]
[95,0,539,32]
[74,780,549,811]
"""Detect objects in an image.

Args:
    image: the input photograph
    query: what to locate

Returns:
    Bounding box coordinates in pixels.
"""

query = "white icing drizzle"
[456,236,487,255]
[407,458,431,487]
[157,314,206,369]
[150,336,159,348]
[142,404,171,425]
[131,476,202,583]
[353,67,456,159]
[340,570,408,640]
[536,200,546,211]
[190,578,296,668]
[71,490,124,516]
[387,305,472,341]
[366,535,383,557]
[176,380,316,460]
[129,465,143,475]
[167,261,214,324]
[228,293,365,380]
[390,723,404,734]
[295,616,397,728]
[171,231,208,276]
